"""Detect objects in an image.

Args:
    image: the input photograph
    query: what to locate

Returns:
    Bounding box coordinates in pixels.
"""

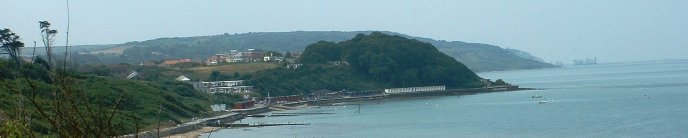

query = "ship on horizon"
[573,57,597,65]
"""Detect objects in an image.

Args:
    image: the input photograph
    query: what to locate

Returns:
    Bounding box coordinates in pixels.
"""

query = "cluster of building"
[192,80,254,93]
[205,49,297,65]
[175,75,254,94]
[141,49,302,66]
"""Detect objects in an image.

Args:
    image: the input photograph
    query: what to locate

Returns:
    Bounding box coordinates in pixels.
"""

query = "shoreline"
[167,127,221,138]
[168,86,533,137]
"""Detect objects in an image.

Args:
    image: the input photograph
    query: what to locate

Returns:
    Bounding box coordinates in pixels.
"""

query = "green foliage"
[299,41,339,63]
[251,65,382,96]
[210,93,244,105]
[208,70,221,81]
[208,70,238,81]
[252,32,484,96]
[285,52,292,58]
[170,62,203,68]
[493,79,509,86]
[8,76,210,135]
[305,32,482,87]
[233,72,240,78]
[39,21,58,67]
[0,119,31,137]
[3,22,238,136]
[0,59,218,136]
[0,28,25,67]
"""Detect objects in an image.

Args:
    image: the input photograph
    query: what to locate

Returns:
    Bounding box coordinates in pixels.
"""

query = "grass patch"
[187,63,279,79]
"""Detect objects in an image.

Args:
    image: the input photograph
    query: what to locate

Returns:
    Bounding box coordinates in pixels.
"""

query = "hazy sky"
[2,0,687,63]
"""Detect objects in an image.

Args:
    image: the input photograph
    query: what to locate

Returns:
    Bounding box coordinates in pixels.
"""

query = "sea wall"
[121,112,245,138]
[300,86,527,105]
[386,86,526,98]
[231,106,270,115]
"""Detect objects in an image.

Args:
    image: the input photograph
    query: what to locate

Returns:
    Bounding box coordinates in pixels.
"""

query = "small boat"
[531,95,542,98]
[538,101,547,104]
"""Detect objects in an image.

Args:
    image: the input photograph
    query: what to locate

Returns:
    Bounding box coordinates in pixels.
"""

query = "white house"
[175,75,191,82]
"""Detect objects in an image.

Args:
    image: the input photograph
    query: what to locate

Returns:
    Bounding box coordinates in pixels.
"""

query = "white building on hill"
[192,80,254,93]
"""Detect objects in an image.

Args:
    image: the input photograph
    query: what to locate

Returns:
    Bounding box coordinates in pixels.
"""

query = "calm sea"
[206,60,688,138]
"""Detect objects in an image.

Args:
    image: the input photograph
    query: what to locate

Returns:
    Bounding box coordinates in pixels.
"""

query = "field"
[88,45,131,55]
[186,63,279,79]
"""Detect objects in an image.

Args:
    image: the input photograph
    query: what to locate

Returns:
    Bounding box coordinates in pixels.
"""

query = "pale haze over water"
[2,0,687,63]
[205,60,688,137]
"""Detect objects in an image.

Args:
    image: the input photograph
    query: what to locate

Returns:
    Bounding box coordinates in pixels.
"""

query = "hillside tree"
[0,28,25,66]
[39,21,58,69]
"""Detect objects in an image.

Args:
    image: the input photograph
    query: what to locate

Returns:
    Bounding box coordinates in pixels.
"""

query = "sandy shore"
[167,127,221,138]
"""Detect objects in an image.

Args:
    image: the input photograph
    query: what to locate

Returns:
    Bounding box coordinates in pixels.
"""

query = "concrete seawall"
[304,86,529,105]
[121,107,269,138]
[386,86,530,98]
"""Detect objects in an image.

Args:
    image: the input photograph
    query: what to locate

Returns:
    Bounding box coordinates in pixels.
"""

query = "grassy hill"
[0,59,240,136]
[71,31,555,72]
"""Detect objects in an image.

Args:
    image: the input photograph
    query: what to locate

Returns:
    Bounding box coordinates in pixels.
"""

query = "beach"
[168,127,221,138]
